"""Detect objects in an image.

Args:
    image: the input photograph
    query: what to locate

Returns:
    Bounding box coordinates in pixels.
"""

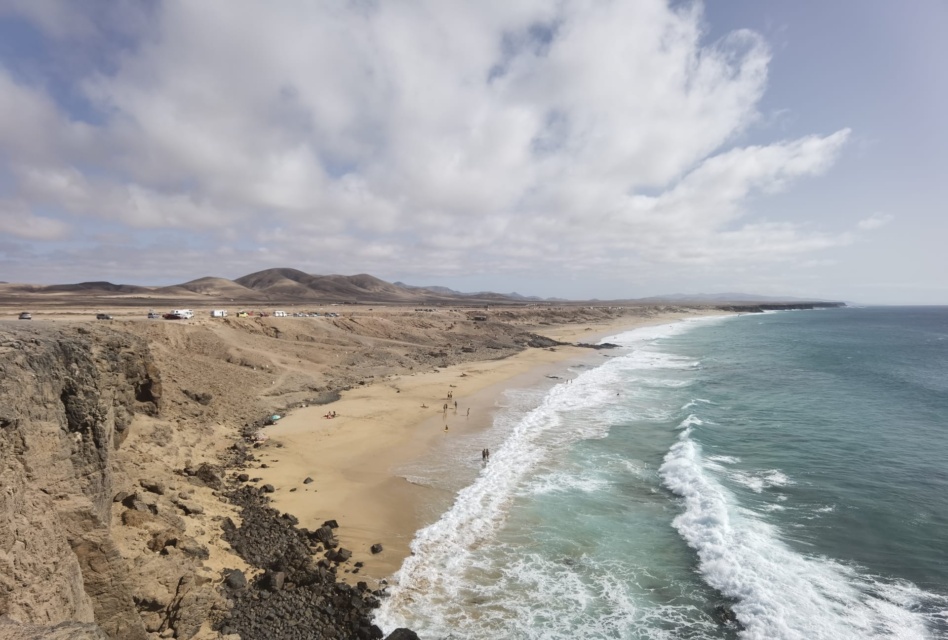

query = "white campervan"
[172,309,194,319]
[210,309,228,318]
[273,310,288,317]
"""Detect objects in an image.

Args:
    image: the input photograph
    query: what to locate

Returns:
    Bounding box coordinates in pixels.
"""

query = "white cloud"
[0,201,69,240]
[857,213,893,230]
[0,0,853,284]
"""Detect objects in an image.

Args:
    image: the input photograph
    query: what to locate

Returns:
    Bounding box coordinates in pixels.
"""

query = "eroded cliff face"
[0,324,161,639]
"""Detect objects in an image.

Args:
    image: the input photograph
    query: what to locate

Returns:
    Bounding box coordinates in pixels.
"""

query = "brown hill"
[233,267,313,289]
[156,277,262,299]
[307,273,417,301]
[231,269,319,300]
[234,269,425,302]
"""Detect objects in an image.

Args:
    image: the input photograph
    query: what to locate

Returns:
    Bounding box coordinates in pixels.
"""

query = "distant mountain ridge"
[394,281,551,301]
[0,269,839,306]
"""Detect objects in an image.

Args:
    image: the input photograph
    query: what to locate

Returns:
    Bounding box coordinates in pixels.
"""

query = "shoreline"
[247,310,728,585]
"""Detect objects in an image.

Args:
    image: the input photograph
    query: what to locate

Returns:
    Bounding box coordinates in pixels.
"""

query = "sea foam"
[660,425,937,639]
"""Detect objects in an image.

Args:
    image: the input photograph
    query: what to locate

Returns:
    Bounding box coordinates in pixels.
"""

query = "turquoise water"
[377,308,948,639]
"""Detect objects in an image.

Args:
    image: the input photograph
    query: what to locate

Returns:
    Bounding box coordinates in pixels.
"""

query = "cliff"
[0,325,165,638]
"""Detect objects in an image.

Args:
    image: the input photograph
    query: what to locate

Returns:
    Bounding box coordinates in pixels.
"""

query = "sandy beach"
[248,310,725,585]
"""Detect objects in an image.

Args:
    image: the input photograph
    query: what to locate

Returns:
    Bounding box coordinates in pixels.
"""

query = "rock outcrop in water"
[714,302,844,313]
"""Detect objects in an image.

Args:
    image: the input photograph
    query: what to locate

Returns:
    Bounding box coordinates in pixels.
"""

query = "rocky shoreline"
[215,479,410,640]
[198,441,411,639]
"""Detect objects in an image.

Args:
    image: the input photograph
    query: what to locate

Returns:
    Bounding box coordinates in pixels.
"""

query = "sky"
[0,1,945,304]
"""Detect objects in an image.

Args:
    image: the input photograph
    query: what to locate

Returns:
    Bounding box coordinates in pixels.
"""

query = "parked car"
[147,311,161,319]
[18,311,32,320]
[96,313,113,320]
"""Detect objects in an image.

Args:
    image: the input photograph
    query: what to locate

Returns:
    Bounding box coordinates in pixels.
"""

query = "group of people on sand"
[323,411,337,419]
[435,388,473,432]
[441,389,462,413]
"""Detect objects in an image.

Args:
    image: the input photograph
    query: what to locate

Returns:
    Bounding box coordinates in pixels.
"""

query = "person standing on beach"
[466,407,471,418]
[454,400,458,412]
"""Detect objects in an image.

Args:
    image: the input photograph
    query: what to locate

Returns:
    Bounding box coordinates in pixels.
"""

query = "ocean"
[375,307,948,639]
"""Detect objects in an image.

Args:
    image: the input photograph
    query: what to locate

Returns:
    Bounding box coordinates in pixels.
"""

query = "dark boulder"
[261,570,286,592]
[370,543,383,554]
[385,630,421,640]
[314,525,336,546]
[576,342,620,350]
[194,462,223,489]
[223,569,247,590]
[711,604,744,629]
[326,548,352,564]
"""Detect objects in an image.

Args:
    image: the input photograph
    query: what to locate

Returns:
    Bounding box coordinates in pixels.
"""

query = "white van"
[210,309,228,318]
[273,310,288,317]
[172,309,194,319]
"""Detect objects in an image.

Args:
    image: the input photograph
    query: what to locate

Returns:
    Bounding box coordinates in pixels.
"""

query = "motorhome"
[273,310,288,317]
[210,309,228,318]
[172,309,194,319]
